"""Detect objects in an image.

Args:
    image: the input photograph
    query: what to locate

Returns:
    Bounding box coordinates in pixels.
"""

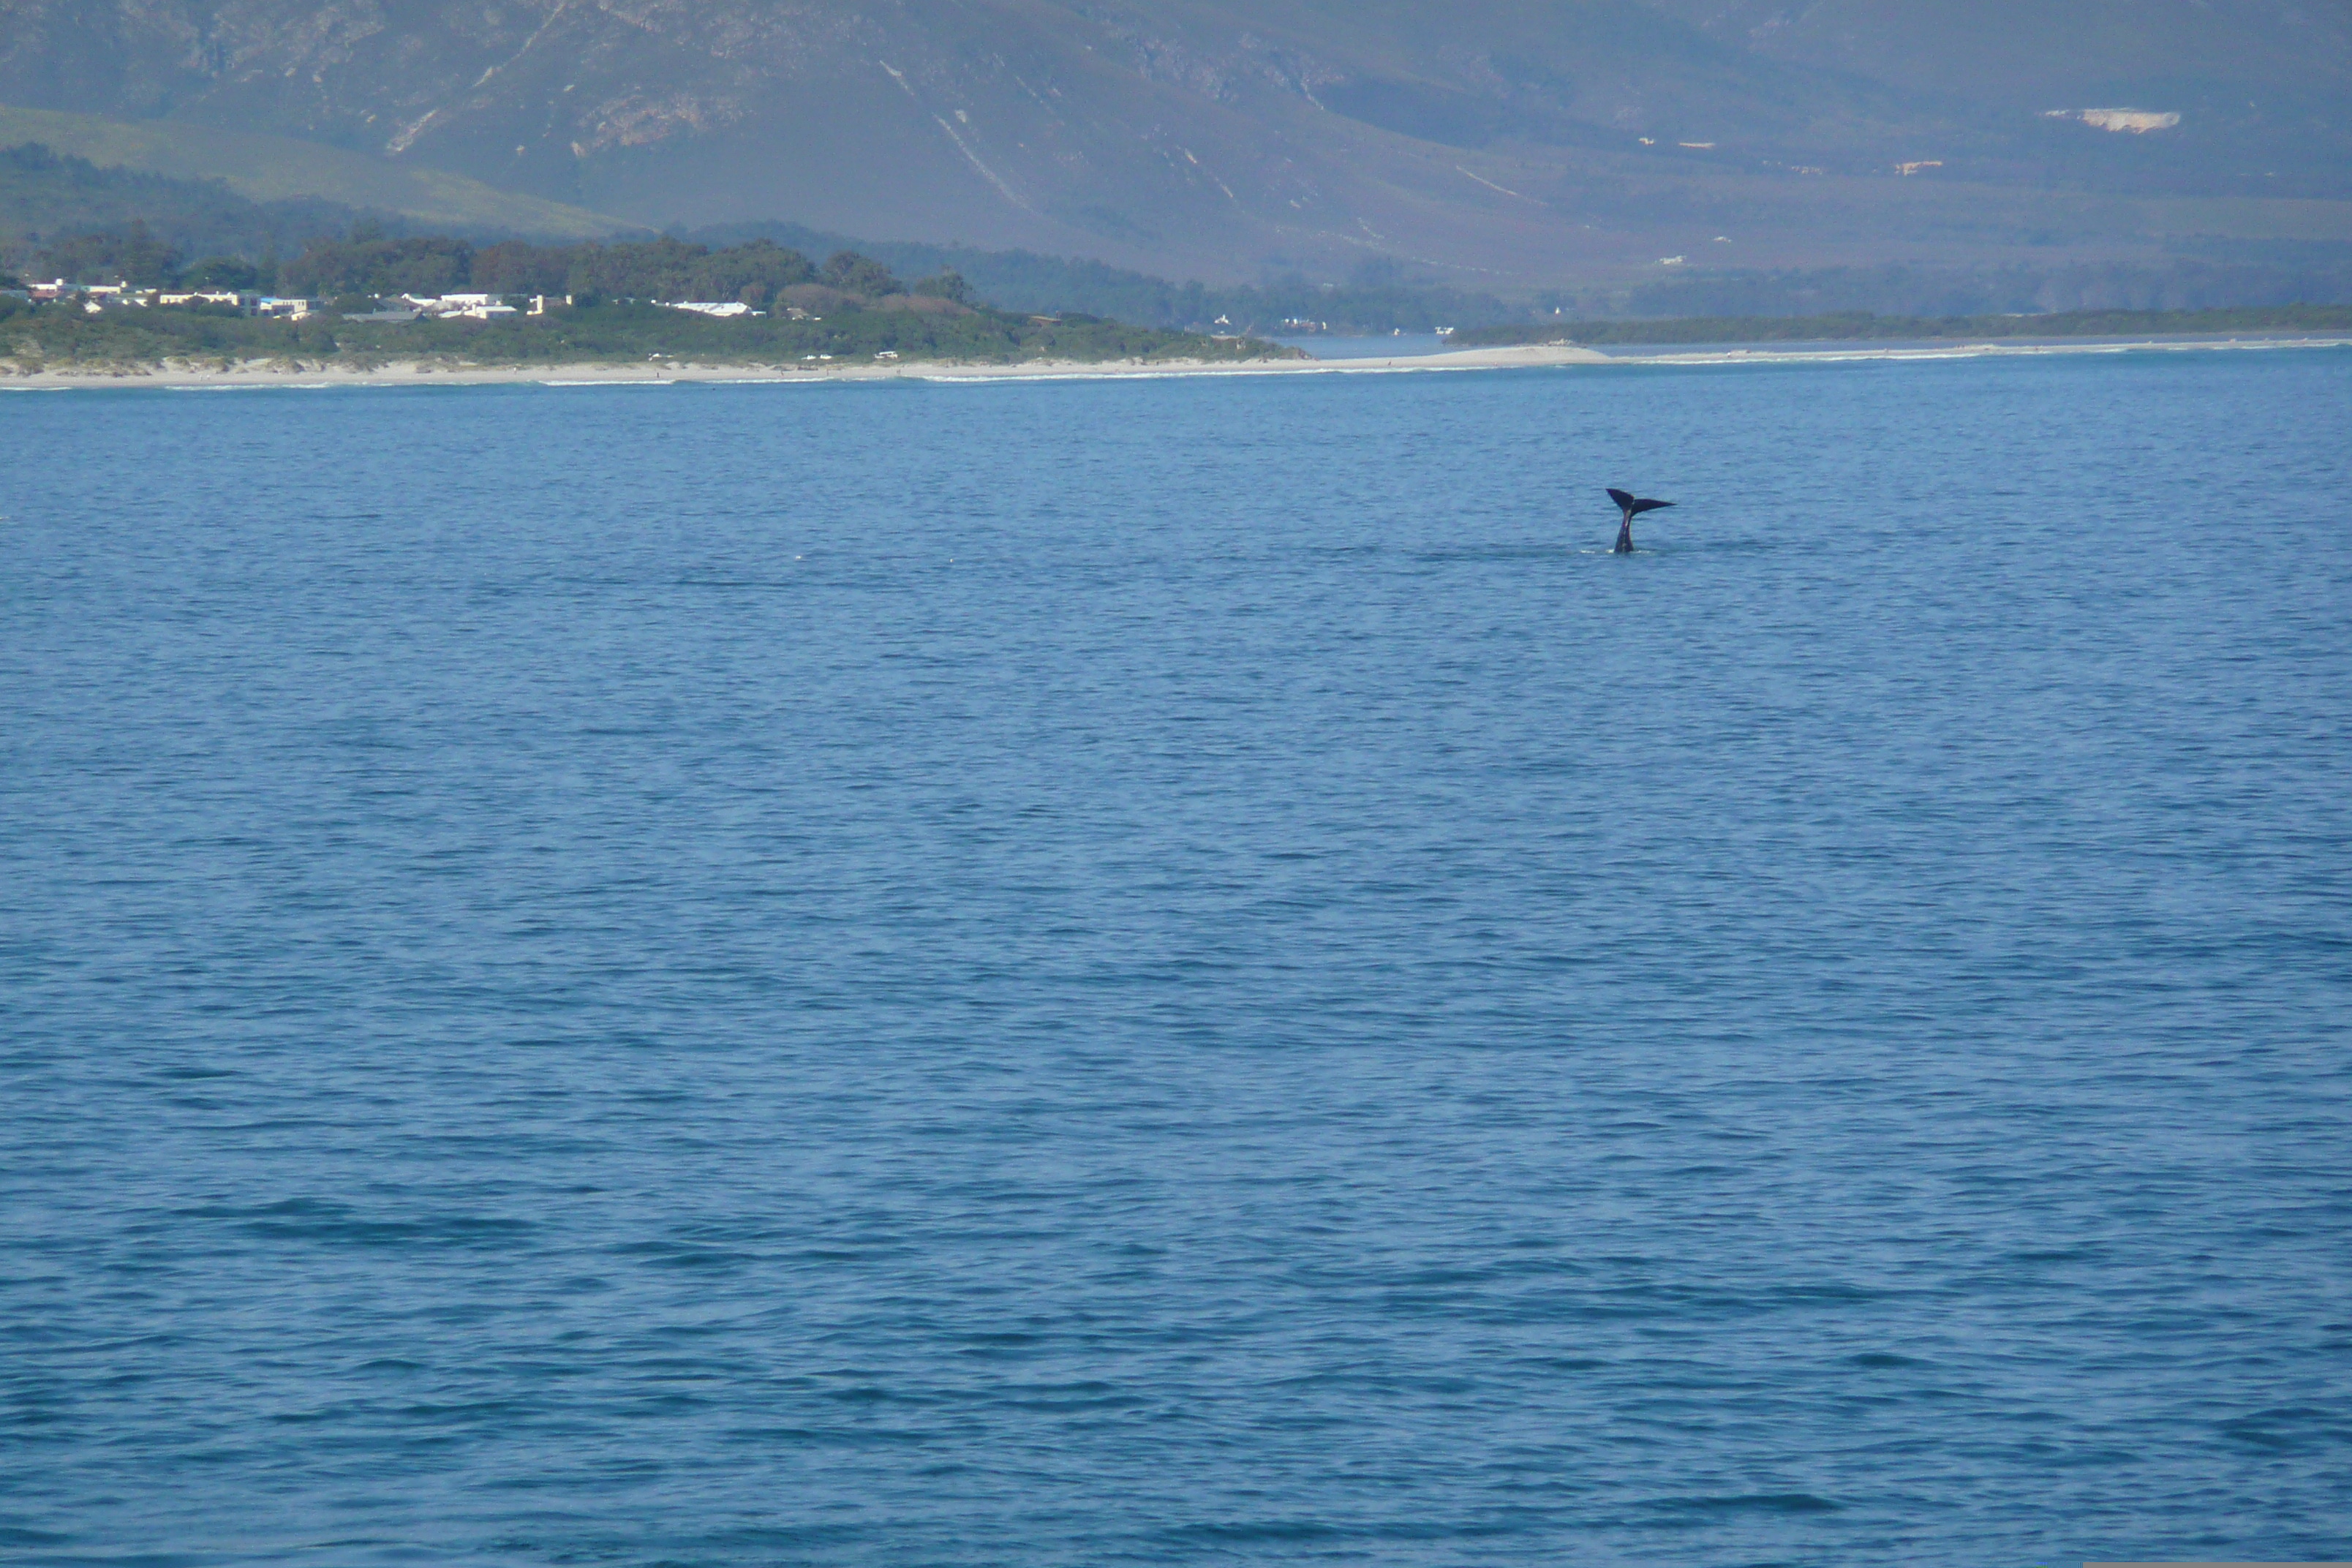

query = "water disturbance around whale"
[1607,486,1677,551]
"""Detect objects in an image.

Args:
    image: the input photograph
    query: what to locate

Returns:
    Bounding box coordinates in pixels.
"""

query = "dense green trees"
[271,230,865,304]
[181,257,264,290]
[820,250,899,297]
[565,237,823,304]
[0,292,1284,370]
[27,221,182,285]
[279,229,472,295]
[912,271,971,304]
[1,143,362,284]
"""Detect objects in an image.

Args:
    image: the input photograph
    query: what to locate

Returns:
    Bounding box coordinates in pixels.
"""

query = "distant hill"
[679,224,2352,328]
[6,0,2351,308]
[12,144,2345,327]
[672,222,1531,333]
[0,103,636,240]
[2,1,2347,290]
[1,143,384,272]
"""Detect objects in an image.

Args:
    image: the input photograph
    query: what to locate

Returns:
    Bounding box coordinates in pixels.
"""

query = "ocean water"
[4,350,2349,1567]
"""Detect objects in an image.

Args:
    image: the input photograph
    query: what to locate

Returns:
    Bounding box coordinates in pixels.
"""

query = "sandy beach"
[4,335,2344,390]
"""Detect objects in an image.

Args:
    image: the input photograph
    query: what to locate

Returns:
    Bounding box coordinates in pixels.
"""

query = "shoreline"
[4,334,2345,390]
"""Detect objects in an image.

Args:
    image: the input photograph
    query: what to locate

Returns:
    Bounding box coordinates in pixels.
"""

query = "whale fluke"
[1606,487,1675,552]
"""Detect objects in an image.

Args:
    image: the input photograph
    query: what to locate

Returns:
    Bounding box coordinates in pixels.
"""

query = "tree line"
[0,291,1278,372]
[1,143,378,282]
[7,200,970,310]
[276,228,960,305]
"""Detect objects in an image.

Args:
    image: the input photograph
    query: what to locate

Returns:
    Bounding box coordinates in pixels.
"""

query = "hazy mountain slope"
[1,1,2345,283]
[1646,0,2352,199]
[1648,0,2350,113]
[0,103,635,237]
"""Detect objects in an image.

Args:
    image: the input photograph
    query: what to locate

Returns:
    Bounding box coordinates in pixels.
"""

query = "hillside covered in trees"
[17,137,2346,337]
[7,212,984,317]
[0,225,1286,373]
[273,230,933,309]
[2,143,391,277]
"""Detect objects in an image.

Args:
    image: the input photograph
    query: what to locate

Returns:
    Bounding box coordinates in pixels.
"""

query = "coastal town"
[7,280,777,323]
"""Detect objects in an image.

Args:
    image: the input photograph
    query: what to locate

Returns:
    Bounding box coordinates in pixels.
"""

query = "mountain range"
[3,1,2348,288]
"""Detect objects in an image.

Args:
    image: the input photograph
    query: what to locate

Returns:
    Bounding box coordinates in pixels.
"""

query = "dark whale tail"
[1606,488,1675,552]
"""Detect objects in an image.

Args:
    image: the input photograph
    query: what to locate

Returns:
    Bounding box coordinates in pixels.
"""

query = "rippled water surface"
[5,351,2350,1566]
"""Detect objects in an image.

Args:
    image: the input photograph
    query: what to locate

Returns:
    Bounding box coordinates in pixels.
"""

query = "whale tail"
[1606,488,1674,552]
[1607,488,1675,517]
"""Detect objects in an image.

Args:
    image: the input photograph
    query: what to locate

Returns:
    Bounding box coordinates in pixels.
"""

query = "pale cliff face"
[4,1,2346,283]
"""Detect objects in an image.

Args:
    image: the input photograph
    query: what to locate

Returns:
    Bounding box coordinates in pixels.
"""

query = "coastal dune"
[5,337,2343,390]
[4,342,1607,389]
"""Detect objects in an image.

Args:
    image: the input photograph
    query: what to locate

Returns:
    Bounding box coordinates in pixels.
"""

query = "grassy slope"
[0,105,635,241]
[1,143,379,267]
[1455,305,2352,347]
[0,298,1291,372]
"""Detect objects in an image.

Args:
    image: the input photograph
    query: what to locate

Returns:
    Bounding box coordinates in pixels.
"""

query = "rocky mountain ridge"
[3,1,2346,284]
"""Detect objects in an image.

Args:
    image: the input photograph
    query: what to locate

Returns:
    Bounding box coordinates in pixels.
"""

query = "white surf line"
[1616,336,2352,367]
[916,360,1579,384]
[18,336,2342,393]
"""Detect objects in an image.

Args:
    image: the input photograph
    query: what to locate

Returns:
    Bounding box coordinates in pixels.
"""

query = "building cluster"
[10,279,356,317]
[12,280,265,312]
[313,292,574,320]
[400,294,571,319]
[4,282,813,328]
[2,282,578,321]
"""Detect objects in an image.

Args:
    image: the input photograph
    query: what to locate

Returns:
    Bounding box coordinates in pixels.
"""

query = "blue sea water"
[4,349,2350,1567]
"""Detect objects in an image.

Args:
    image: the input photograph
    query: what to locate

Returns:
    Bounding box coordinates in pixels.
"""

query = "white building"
[400,295,520,319]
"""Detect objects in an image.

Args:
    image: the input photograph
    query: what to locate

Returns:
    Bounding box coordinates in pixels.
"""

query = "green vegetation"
[0,105,629,239]
[1,222,1287,372]
[2,143,374,279]
[19,113,2345,358]
[16,133,2348,344]
[678,229,2352,335]
[276,221,1530,333]
[0,292,1284,374]
[1454,306,2352,348]
[683,226,1529,333]
[279,230,836,303]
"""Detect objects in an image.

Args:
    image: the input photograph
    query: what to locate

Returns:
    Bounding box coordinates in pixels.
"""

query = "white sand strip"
[4,336,2342,391]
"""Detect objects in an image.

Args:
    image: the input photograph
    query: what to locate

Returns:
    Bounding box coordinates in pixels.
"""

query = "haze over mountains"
[4,1,2348,291]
